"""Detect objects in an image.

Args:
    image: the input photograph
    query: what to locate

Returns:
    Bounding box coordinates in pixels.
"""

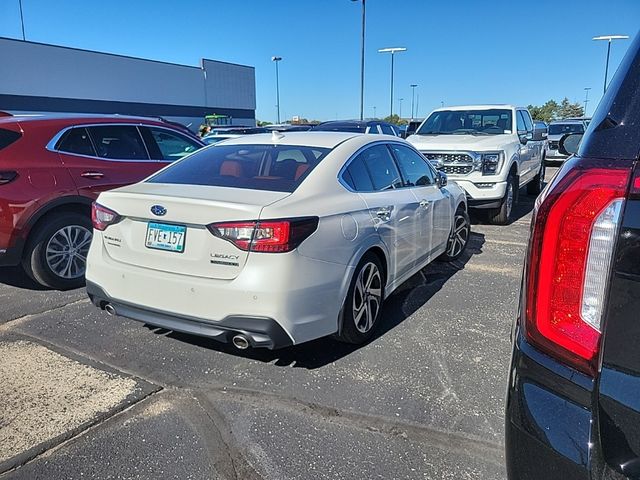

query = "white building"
[0,37,256,130]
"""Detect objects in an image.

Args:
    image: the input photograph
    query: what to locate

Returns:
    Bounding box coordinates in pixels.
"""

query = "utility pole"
[351,0,366,121]
[271,56,282,124]
[398,98,404,119]
[378,47,406,116]
[373,106,377,119]
[18,0,26,41]
[410,84,417,119]
[583,87,591,116]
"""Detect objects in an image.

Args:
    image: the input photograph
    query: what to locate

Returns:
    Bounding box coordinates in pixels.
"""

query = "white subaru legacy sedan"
[86,132,469,350]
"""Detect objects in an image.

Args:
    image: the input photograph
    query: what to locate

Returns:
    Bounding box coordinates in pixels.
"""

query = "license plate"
[145,222,186,253]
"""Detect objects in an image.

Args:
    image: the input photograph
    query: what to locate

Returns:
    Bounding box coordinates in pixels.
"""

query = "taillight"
[0,171,18,185]
[632,164,640,196]
[524,159,632,374]
[91,202,122,231]
[207,217,318,253]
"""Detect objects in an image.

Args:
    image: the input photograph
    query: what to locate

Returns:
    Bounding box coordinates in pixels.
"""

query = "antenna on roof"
[271,130,285,142]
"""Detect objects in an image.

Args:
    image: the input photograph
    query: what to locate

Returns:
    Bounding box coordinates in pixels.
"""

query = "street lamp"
[398,98,404,119]
[351,0,366,121]
[593,35,629,94]
[378,47,406,117]
[583,87,591,116]
[410,84,418,120]
[271,56,282,124]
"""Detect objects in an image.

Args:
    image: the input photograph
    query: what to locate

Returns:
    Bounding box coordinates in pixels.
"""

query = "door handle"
[419,200,431,208]
[375,207,392,221]
[81,171,104,179]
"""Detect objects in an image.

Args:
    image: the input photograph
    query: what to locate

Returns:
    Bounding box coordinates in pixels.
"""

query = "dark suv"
[506,33,640,478]
[0,114,204,290]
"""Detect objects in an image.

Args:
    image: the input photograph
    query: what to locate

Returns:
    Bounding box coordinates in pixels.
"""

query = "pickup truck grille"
[423,153,474,176]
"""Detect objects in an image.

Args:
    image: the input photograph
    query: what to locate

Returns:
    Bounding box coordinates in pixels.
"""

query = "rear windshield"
[549,123,584,135]
[148,144,331,192]
[313,124,366,133]
[0,128,22,151]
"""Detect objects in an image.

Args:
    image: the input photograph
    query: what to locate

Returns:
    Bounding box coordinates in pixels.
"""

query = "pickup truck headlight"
[480,152,504,176]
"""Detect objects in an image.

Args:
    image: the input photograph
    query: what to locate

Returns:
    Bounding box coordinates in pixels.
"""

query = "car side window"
[380,124,395,136]
[144,127,200,161]
[516,111,527,133]
[389,144,436,187]
[87,125,149,160]
[360,144,402,191]
[342,154,374,191]
[522,111,534,133]
[57,127,96,157]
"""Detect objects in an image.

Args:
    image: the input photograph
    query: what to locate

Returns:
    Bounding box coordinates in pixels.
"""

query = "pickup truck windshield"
[416,109,513,136]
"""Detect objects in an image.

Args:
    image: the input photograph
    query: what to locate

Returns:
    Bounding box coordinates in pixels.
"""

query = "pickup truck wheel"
[527,162,545,196]
[488,174,516,225]
[22,213,92,291]
[439,207,470,262]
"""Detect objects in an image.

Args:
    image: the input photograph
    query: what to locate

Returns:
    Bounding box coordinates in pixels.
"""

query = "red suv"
[0,113,204,290]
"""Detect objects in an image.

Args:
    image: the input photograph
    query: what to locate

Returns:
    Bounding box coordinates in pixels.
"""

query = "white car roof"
[214,131,362,149]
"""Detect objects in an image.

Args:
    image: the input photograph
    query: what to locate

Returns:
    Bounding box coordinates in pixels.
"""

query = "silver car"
[86,132,469,350]
[546,119,588,161]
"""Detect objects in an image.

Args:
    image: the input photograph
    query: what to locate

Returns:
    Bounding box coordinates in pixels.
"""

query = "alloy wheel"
[352,262,382,334]
[45,225,92,279]
[446,213,470,258]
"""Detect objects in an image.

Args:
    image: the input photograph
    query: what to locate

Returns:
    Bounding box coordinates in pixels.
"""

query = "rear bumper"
[506,332,594,479]
[87,281,293,349]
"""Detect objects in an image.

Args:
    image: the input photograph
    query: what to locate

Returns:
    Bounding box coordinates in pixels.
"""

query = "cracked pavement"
[0,169,554,479]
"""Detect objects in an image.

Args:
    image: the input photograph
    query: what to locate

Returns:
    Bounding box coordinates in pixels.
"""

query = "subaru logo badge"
[150,205,167,216]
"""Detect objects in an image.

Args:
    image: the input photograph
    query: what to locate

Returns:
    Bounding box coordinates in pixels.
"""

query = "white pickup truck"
[407,105,546,224]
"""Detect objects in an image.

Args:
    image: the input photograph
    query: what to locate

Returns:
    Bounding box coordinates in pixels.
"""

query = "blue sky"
[1,0,639,122]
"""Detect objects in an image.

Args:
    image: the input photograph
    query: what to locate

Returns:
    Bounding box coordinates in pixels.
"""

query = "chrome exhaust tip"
[104,303,116,316]
[232,334,250,350]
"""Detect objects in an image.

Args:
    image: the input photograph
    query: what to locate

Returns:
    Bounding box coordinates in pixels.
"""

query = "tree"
[383,114,408,126]
[257,120,272,127]
[556,97,584,119]
[528,100,559,123]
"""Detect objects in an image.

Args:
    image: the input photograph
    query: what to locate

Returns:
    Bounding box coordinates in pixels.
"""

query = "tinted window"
[516,111,527,132]
[417,109,512,135]
[360,144,402,191]
[57,128,96,156]
[313,123,366,133]
[380,124,395,136]
[390,144,436,186]
[0,128,21,151]
[88,126,148,160]
[148,144,330,193]
[342,155,374,191]
[521,111,534,132]
[146,127,200,161]
[548,123,585,135]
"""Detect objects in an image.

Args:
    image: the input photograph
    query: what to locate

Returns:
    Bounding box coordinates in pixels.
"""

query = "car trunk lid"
[96,183,289,280]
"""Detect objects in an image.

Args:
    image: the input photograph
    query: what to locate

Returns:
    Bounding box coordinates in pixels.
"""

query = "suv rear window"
[549,123,584,135]
[148,144,331,192]
[0,129,21,151]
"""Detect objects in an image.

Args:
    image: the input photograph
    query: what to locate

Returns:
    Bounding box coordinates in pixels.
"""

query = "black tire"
[527,161,545,196]
[336,253,385,344]
[488,173,517,225]
[439,207,471,262]
[22,212,92,290]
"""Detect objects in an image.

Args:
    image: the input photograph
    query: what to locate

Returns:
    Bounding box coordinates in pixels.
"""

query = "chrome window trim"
[45,123,200,163]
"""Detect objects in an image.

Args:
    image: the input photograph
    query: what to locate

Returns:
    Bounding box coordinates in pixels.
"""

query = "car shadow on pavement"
[470,188,537,226]
[158,231,486,369]
[0,266,49,290]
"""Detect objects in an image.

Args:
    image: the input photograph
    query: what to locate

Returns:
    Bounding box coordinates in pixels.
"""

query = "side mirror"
[558,133,583,156]
[532,129,546,142]
[437,171,448,188]
[519,131,533,145]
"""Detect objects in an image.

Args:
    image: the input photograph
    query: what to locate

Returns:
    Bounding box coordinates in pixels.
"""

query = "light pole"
[373,106,377,118]
[583,87,591,116]
[398,98,404,119]
[351,0,366,121]
[271,56,282,124]
[410,84,417,120]
[378,47,406,117]
[593,35,629,94]
[18,0,25,41]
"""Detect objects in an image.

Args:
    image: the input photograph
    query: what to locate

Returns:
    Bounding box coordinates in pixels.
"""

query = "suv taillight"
[91,202,121,231]
[0,171,18,185]
[524,159,632,374]
[207,217,318,253]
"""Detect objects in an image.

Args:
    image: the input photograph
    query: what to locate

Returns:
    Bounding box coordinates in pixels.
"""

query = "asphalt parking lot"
[0,167,556,480]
